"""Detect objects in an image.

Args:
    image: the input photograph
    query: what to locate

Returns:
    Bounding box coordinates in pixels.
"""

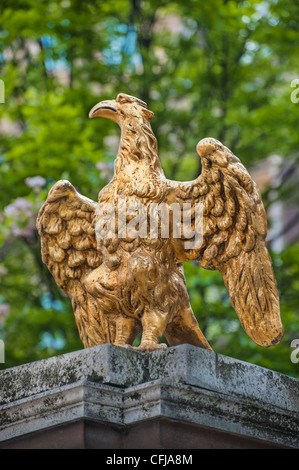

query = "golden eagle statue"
[37,93,283,352]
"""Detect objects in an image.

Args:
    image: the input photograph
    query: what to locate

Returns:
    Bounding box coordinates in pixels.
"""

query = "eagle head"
[89,93,154,125]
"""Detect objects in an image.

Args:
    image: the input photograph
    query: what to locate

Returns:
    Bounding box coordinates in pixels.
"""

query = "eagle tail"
[219,237,283,347]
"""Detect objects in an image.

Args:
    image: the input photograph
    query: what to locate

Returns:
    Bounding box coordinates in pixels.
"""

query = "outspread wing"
[171,138,283,347]
[36,180,106,347]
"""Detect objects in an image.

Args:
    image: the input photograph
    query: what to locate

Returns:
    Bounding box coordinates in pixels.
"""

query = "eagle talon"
[135,343,168,352]
[123,343,167,352]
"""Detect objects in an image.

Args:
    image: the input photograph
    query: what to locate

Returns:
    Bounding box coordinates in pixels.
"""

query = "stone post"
[0,344,298,449]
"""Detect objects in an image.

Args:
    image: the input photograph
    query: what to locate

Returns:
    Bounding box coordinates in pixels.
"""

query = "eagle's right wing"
[169,139,283,348]
[36,180,106,347]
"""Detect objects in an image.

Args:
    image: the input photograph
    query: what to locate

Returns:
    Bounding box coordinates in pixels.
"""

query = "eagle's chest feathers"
[95,178,171,258]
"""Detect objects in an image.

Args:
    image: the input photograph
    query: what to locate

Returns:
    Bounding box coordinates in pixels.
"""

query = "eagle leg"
[114,315,141,347]
[127,308,168,352]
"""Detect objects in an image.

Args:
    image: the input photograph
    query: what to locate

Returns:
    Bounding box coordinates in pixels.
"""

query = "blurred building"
[251,155,299,252]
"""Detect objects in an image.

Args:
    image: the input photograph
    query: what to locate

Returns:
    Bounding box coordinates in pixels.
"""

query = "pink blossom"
[0,303,10,317]
[11,225,35,237]
[96,162,113,171]
[25,176,46,188]
[4,197,37,238]
[0,267,7,276]
[96,162,114,181]
[5,198,34,217]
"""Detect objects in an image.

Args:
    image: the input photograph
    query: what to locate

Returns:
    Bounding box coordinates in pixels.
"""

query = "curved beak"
[89,99,118,120]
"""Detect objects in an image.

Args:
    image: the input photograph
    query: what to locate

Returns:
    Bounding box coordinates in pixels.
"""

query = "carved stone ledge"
[0,344,298,449]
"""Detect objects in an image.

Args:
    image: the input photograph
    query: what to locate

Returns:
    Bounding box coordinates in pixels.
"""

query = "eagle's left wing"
[36,180,107,347]
[168,138,283,348]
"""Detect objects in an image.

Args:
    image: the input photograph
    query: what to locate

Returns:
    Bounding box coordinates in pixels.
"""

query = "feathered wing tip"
[36,180,109,348]
[219,239,283,347]
[194,138,284,348]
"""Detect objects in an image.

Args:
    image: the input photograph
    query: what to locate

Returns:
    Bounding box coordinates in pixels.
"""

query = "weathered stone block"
[0,344,298,449]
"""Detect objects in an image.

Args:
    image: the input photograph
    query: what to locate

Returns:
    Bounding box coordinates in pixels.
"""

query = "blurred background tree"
[0,0,298,377]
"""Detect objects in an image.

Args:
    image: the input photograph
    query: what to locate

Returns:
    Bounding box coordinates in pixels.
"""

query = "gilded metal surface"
[37,93,283,352]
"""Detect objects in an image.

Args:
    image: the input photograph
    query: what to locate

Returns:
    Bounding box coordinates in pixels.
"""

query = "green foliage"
[0,0,298,377]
